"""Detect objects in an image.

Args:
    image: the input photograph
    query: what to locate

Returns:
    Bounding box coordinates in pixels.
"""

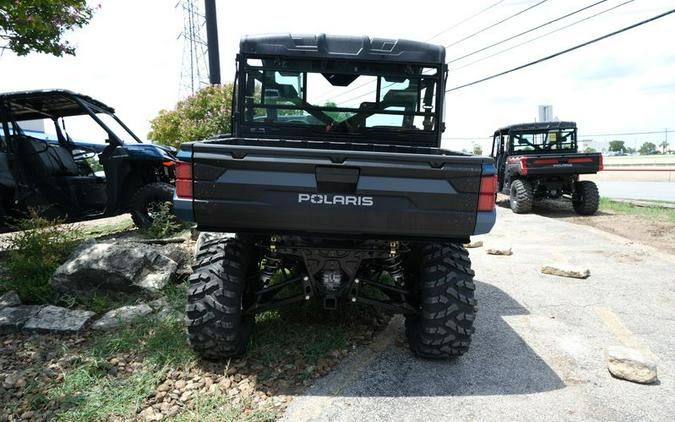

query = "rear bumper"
[173,195,194,222]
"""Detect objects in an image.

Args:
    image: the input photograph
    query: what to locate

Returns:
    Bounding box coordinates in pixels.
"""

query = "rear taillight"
[175,160,192,199]
[477,174,497,212]
[519,157,529,176]
[599,154,604,171]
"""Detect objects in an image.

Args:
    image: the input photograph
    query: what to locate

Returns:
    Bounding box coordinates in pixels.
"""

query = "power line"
[426,0,507,41]
[449,0,635,73]
[446,7,675,93]
[582,129,674,137]
[444,0,551,49]
[316,1,511,103]
[447,0,610,64]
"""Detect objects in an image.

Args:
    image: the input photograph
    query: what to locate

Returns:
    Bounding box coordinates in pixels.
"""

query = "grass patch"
[1,210,83,303]
[8,279,381,421]
[600,198,675,223]
[79,218,135,238]
[47,286,195,421]
[174,394,277,422]
[249,309,351,369]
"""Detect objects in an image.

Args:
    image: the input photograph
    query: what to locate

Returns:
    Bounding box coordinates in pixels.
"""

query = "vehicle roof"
[0,89,114,120]
[495,121,577,134]
[240,33,445,65]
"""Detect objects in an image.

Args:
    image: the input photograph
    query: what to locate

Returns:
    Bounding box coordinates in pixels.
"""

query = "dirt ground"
[496,194,675,256]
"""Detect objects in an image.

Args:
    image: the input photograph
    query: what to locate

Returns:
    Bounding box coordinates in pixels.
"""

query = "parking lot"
[284,206,675,421]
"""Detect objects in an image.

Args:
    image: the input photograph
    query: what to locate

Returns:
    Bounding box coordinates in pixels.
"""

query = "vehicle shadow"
[496,195,610,219]
[300,279,565,397]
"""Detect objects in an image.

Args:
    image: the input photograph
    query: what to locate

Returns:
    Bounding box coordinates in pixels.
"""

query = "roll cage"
[232,34,448,148]
[0,90,142,148]
[492,122,578,157]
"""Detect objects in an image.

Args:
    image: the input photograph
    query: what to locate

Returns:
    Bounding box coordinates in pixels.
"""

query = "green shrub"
[143,201,183,239]
[2,210,82,303]
[147,84,234,149]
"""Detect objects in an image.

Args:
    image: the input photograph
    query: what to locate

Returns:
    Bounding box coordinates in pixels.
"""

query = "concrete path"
[595,181,675,202]
[283,208,675,422]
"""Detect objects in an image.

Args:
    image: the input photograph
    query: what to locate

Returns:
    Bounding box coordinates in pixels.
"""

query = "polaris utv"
[0,90,176,229]
[174,34,497,360]
[491,122,603,215]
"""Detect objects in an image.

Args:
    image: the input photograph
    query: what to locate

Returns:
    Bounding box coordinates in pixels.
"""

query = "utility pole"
[204,0,221,85]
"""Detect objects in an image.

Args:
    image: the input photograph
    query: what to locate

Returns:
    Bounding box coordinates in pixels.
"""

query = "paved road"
[595,181,675,202]
[284,208,675,422]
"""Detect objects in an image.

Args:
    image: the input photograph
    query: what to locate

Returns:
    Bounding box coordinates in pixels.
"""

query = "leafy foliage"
[143,201,183,239]
[472,144,483,155]
[638,142,658,155]
[0,0,96,56]
[608,140,625,153]
[147,84,234,149]
[2,210,82,302]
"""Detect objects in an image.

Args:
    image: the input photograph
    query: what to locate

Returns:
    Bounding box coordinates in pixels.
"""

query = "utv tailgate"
[516,152,603,175]
[177,138,495,240]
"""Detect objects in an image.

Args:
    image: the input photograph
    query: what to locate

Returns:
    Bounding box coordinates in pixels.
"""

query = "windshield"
[240,58,441,141]
[510,128,577,153]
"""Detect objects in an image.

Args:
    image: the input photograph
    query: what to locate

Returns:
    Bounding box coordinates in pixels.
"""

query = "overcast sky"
[1,0,674,151]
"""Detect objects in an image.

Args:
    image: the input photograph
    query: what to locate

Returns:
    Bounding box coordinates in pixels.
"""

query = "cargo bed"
[174,137,496,241]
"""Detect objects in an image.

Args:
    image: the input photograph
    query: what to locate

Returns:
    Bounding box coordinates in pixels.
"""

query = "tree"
[638,142,658,155]
[583,147,597,153]
[472,144,483,155]
[660,140,670,154]
[148,84,234,149]
[608,140,625,153]
[0,1,96,56]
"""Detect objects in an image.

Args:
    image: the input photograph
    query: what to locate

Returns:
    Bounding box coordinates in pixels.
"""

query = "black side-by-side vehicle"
[0,90,176,229]
[174,34,498,360]
[491,121,603,215]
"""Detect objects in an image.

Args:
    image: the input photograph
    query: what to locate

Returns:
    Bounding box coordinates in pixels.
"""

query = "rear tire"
[404,243,477,359]
[186,236,257,360]
[129,182,174,229]
[573,180,599,215]
[509,179,533,214]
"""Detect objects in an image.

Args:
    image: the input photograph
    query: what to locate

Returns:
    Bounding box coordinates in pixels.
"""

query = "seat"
[16,136,79,178]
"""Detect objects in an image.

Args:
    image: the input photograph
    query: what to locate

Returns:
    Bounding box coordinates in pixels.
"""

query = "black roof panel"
[495,121,577,134]
[240,33,445,65]
[0,89,114,120]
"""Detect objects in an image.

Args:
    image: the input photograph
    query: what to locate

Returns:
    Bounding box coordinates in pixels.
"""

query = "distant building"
[538,105,553,122]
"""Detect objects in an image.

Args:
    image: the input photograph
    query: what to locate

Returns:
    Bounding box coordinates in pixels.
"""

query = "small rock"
[486,244,513,256]
[606,346,657,384]
[219,378,232,389]
[179,391,192,402]
[138,406,162,421]
[148,297,169,312]
[175,380,186,390]
[464,240,484,249]
[0,291,21,309]
[23,306,94,332]
[157,380,173,392]
[20,411,34,420]
[0,305,42,333]
[541,265,590,279]
[91,304,153,330]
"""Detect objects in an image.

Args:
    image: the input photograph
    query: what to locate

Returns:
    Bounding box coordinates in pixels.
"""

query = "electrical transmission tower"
[177,0,210,96]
